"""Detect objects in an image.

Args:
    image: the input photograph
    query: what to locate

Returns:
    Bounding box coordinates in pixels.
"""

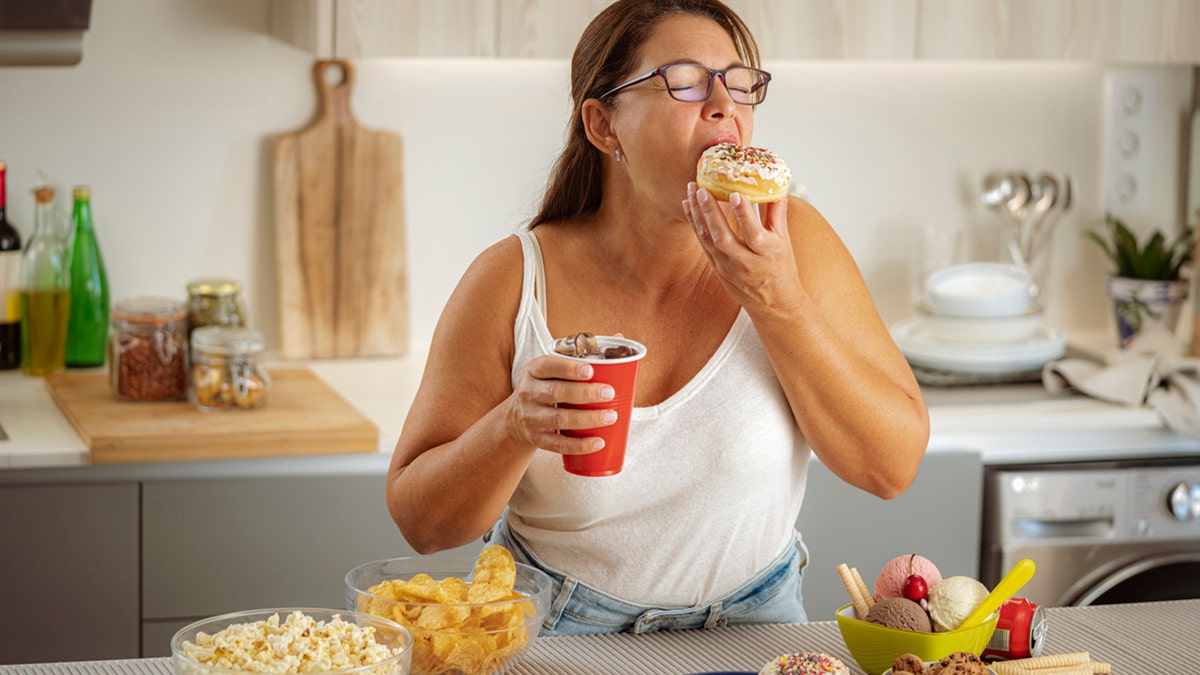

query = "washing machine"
[981,456,1200,606]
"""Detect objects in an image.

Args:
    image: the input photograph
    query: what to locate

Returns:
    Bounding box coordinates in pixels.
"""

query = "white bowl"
[916,306,1043,344]
[924,263,1033,318]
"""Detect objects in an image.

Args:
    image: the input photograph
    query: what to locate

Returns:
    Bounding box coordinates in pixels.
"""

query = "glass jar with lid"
[185,278,248,339]
[189,325,270,411]
[109,297,188,401]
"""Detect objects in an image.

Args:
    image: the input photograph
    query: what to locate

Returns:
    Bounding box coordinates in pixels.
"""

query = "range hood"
[0,0,92,66]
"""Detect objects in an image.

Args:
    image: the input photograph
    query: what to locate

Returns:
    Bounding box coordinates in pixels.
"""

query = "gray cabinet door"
[796,450,983,620]
[141,473,481,657]
[0,482,139,664]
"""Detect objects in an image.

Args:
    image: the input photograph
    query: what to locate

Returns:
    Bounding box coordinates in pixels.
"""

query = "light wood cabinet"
[731,0,918,60]
[916,0,1200,62]
[267,0,1200,63]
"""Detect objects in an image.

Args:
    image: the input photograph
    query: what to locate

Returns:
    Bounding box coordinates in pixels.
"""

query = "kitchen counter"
[2,599,1195,674]
[0,352,428,472]
[3,343,1200,474]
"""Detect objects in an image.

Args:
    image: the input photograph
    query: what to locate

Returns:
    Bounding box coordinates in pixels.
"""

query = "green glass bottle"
[65,186,109,367]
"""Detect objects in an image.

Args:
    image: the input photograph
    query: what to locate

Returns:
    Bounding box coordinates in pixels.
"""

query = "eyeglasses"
[600,63,771,105]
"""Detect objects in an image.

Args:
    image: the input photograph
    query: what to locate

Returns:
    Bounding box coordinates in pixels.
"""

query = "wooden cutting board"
[274,59,408,359]
[44,368,378,463]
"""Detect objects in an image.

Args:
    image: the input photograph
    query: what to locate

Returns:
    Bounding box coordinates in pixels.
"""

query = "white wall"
[1,0,1194,356]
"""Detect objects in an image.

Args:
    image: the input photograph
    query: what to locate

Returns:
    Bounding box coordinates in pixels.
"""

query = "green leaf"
[1085,213,1193,280]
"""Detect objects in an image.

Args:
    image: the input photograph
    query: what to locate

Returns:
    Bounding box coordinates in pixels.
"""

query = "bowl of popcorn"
[171,608,413,675]
[345,546,553,675]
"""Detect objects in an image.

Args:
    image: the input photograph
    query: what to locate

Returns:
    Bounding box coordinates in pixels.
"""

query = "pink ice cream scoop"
[874,554,943,602]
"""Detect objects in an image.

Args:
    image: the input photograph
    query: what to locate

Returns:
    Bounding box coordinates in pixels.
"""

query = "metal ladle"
[982,173,1031,266]
[1024,173,1058,263]
[1030,173,1072,259]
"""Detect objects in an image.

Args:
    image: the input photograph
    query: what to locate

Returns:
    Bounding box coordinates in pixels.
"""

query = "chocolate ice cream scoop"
[553,332,599,357]
[865,597,932,632]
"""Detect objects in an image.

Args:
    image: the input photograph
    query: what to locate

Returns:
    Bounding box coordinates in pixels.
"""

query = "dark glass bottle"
[65,186,110,367]
[0,161,21,369]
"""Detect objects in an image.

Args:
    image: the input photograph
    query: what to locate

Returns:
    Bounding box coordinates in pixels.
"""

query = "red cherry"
[902,574,928,601]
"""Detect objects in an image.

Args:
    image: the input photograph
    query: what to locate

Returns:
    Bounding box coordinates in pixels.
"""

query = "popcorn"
[177,610,399,673]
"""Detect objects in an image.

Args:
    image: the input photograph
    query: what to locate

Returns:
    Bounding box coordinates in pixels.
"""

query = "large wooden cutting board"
[274,59,408,359]
[44,368,378,463]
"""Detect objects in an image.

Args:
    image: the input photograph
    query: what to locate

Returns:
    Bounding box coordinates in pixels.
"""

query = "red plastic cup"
[556,336,646,477]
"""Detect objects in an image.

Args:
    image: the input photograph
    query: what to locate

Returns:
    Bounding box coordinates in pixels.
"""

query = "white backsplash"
[0,0,1193,354]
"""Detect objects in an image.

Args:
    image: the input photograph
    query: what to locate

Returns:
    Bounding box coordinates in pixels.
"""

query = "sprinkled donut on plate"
[758,651,851,675]
[696,142,791,203]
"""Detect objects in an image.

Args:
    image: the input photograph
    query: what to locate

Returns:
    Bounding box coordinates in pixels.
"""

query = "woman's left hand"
[683,183,802,316]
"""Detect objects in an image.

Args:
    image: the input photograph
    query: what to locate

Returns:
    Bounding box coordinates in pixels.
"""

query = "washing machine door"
[1073,552,1200,606]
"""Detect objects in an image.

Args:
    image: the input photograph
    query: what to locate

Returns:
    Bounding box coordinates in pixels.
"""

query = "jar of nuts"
[189,326,270,411]
[109,297,189,401]
[185,278,248,340]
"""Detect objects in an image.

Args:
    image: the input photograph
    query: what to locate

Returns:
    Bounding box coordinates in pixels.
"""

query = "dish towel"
[1043,353,1200,441]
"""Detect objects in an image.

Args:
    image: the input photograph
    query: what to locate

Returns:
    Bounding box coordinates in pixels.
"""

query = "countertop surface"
[1,600,1194,674]
[4,338,1200,473]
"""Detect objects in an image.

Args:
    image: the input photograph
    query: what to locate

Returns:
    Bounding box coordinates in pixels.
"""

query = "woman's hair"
[529,0,760,228]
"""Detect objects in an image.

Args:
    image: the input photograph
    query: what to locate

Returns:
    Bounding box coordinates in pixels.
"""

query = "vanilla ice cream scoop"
[927,575,989,632]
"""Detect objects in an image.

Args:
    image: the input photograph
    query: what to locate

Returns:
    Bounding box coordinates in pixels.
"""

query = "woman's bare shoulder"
[452,234,525,309]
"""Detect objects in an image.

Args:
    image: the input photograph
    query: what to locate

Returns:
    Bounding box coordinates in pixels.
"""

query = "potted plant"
[1085,214,1195,348]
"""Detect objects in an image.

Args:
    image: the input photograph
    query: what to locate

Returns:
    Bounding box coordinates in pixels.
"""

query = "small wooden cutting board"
[44,368,378,463]
[274,59,408,359]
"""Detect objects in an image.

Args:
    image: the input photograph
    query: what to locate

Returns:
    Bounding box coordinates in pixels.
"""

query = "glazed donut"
[696,142,791,203]
[758,652,851,675]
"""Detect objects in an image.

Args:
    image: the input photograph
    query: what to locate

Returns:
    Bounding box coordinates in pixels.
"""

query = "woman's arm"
[387,236,618,553]
[684,189,928,499]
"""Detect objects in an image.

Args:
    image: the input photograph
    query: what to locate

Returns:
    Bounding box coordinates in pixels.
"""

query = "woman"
[386,0,929,635]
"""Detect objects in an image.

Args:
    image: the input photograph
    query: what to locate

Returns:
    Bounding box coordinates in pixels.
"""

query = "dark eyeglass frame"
[600,63,772,105]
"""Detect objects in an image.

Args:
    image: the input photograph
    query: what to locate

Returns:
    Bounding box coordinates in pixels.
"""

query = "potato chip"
[467,546,517,604]
[358,546,534,674]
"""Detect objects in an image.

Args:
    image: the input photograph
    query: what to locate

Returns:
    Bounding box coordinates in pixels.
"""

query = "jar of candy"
[185,278,248,340]
[189,326,269,411]
[109,297,188,401]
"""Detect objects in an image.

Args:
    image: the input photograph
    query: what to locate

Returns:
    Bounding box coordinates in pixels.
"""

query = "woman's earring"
[614,147,622,163]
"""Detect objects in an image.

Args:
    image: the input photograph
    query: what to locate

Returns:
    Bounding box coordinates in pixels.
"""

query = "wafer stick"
[1006,666,1091,675]
[835,563,871,618]
[992,652,1094,675]
[993,663,1110,675]
[849,566,875,608]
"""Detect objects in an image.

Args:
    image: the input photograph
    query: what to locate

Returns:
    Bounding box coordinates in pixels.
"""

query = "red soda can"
[982,597,1047,661]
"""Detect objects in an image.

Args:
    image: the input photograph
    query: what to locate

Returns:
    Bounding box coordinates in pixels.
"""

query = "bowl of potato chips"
[346,546,553,675]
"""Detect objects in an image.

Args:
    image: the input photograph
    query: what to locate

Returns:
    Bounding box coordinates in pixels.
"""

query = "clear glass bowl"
[170,608,413,675]
[345,556,553,675]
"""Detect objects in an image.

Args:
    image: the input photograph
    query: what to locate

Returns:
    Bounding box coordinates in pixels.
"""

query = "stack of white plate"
[892,263,1065,375]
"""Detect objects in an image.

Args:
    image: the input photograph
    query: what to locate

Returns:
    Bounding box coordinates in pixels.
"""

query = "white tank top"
[507,229,811,606]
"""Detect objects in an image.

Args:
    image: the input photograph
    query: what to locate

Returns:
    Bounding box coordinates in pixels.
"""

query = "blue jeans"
[485,513,809,636]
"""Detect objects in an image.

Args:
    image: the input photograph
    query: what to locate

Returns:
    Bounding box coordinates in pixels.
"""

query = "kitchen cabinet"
[140,473,482,657]
[796,450,983,620]
[916,0,1200,62]
[0,482,139,664]
[266,0,1200,63]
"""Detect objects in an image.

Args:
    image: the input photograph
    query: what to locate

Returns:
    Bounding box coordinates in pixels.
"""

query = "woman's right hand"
[506,354,618,456]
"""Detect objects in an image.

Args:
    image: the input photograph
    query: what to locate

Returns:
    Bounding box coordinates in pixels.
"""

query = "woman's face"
[608,14,756,203]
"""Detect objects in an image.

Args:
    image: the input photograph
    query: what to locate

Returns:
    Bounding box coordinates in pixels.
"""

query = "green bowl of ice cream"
[835,603,998,675]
